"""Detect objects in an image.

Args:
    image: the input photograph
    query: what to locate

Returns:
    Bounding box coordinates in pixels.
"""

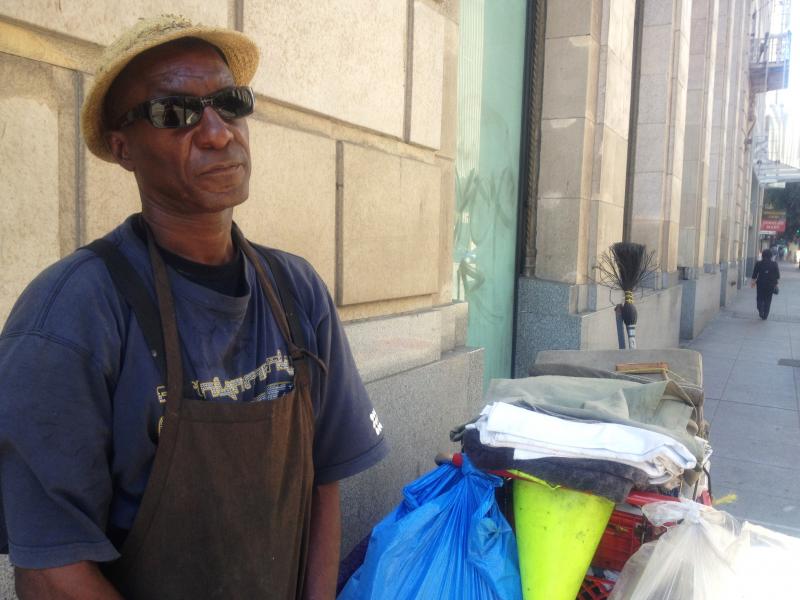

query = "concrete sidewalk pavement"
[682,259,800,536]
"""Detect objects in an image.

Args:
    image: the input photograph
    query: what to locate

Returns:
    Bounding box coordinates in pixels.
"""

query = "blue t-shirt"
[0,217,388,568]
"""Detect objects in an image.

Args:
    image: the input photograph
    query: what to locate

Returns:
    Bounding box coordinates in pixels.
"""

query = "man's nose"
[193,106,234,149]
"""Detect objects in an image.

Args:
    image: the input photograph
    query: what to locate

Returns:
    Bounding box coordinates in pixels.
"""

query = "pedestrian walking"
[751,248,780,320]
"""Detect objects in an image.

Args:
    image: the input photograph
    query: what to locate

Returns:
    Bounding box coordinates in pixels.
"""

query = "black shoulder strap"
[84,239,167,380]
[252,245,307,351]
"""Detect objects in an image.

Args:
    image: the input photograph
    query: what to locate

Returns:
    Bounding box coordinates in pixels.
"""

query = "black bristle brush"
[597,242,657,349]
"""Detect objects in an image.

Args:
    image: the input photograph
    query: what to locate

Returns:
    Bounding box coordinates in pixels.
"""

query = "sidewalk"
[682,260,800,536]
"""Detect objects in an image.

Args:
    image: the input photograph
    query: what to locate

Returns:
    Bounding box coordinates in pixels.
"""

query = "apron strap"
[84,239,168,381]
[145,228,185,418]
[235,227,328,375]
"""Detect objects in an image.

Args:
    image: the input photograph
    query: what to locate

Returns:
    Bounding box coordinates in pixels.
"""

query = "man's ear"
[105,130,135,172]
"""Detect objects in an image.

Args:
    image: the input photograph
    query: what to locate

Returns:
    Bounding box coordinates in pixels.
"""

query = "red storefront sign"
[761,210,787,233]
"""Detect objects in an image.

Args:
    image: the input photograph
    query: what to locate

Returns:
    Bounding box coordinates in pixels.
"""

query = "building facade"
[504,0,761,373]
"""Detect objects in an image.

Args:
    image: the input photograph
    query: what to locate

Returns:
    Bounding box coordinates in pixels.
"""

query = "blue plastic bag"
[338,455,522,600]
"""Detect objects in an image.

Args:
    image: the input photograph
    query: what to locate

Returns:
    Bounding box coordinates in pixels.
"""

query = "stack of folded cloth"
[452,375,711,503]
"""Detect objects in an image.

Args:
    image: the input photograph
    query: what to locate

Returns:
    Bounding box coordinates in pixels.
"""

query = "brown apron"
[105,226,315,600]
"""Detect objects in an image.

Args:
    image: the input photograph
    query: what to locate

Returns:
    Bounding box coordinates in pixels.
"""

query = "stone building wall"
[0,0,480,591]
[515,0,757,375]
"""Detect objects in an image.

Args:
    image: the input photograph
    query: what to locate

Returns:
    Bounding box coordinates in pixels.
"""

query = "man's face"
[105,41,251,215]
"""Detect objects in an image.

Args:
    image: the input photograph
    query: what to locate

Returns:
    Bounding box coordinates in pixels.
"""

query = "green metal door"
[454,0,528,388]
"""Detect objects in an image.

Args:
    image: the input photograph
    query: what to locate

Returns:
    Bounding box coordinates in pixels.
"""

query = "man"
[751,248,780,320]
[0,15,387,599]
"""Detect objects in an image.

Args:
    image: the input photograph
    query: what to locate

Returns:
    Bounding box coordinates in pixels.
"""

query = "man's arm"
[302,481,341,600]
[15,561,123,600]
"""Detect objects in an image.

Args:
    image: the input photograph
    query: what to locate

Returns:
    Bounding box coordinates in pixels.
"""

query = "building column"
[678,0,718,272]
[703,0,735,269]
[588,0,637,284]
[717,0,747,269]
[677,0,723,339]
[629,0,692,279]
[534,0,601,285]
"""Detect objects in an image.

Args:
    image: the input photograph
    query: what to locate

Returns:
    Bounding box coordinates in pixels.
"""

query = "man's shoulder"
[249,245,327,294]
[2,239,125,340]
[247,244,334,327]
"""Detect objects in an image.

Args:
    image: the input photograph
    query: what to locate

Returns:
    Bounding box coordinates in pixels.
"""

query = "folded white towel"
[472,402,698,483]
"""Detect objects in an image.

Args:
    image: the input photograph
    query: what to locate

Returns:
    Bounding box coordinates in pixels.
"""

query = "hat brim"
[81,24,259,162]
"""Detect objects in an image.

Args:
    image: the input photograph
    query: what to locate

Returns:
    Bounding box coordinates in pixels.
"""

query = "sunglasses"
[117,86,255,129]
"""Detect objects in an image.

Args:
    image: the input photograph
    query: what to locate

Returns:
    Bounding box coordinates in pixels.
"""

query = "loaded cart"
[338,348,800,599]
[444,348,711,600]
[524,348,711,599]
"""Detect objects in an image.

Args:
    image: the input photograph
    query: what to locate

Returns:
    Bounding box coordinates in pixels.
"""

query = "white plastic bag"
[609,500,800,600]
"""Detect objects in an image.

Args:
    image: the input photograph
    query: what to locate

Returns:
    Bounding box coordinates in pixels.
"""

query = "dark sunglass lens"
[182,97,204,126]
[214,87,254,119]
[150,98,188,128]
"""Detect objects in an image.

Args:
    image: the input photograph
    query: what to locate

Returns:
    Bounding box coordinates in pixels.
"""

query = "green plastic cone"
[512,473,614,600]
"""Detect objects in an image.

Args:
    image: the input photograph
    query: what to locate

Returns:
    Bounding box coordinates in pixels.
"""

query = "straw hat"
[81,14,260,162]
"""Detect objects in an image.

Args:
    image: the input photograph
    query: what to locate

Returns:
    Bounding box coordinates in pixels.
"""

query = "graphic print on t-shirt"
[154,349,295,403]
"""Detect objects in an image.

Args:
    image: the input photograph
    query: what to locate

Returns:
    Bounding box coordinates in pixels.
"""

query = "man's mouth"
[200,162,243,175]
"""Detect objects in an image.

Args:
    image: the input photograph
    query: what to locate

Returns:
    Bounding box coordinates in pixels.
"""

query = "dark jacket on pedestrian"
[752,250,780,290]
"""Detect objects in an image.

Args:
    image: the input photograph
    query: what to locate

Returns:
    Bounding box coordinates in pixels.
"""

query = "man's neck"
[140,206,235,265]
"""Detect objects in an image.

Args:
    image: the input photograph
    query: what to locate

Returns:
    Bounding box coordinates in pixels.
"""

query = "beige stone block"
[640,24,673,76]
[339,143,440,305]
[680,155,700,194]
[679,0,692,37]
[410,0,445,149]
[671,88,687,165]
[0,18,100,75]
[237,119,337,288]
[634,122,668,173]
[644,0,674,26]
[629,219,663,261]
[632,172,664,219]
[538,118,594,200]
[594,201,625,256]
[542,35,598,120]
[637,72,669,125]
[344,308,442,382]
[436,157,455,304]
[83,152,141,241]
[338,295,434,322]
[597,128,629,206]
[0,97,60,325]
[618,0,638,68]
[687,50,707,91]
[689,15,709,57]
[682,122,702,161]
[0,57,78,266]
[679,188,698,228]
[692,0,710,19]
[595,47,609,125]
[80,72,140,241]
[676,30,691,88]
[684,89,704,126]
[245,0,407,138]
[547,0,601,39]
[704,205,718,256]
[438,0,459,23]
[606,0,636,59]
[663,218,680,272]
[535,197,585,282]
[678,226,697,266]
[0,1,229,46]
[602,52,631,137]
[667,174,682,223]
[706,154,720,202]
[439,20,459,159]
